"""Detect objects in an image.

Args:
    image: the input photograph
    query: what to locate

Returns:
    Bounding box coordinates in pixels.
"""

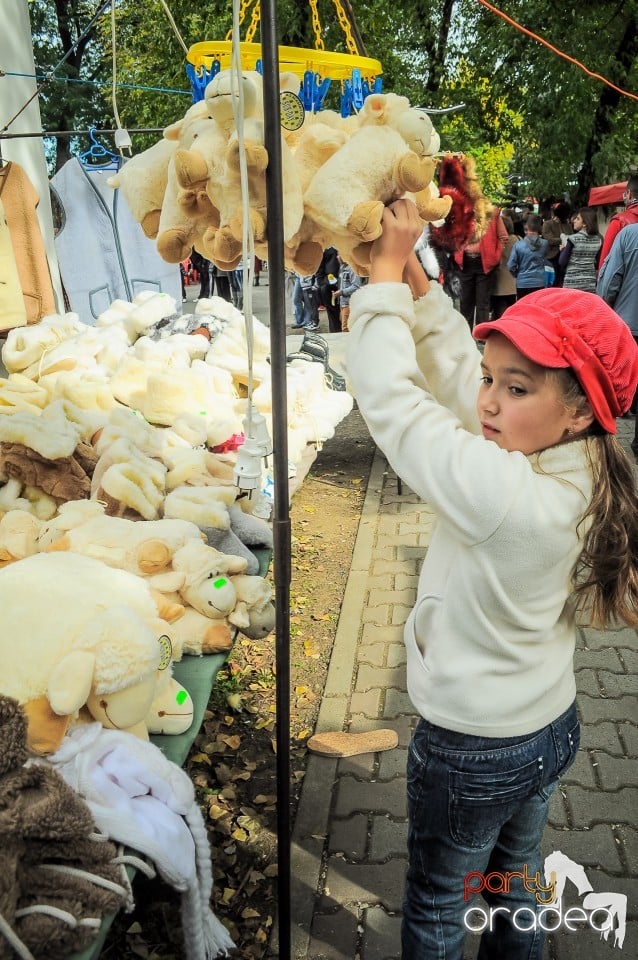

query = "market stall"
[0,1,455,957]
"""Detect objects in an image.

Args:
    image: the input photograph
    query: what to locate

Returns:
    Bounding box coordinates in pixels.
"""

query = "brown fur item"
[0,695,127,959]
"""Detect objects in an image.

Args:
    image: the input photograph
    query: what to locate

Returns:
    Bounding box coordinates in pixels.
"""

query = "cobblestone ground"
[291,416,638,960]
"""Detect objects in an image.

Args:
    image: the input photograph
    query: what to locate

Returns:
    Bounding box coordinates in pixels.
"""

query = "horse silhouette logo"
[544,851,627,949]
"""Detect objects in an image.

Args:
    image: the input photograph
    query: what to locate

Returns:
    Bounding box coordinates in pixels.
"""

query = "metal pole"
[260,1,292,958]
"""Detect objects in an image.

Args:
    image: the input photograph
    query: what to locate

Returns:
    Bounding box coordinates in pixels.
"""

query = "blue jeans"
[292,277,305,326]
[402,702,579,960]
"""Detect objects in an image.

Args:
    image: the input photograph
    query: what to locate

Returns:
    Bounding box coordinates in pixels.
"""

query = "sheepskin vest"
[0,161,56,326]
[51,158,181,324]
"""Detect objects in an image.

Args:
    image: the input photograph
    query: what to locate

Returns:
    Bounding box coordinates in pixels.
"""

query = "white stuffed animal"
[41,499,207,577]
[146,539,247,656]
[0,552,191,754]
[303,93,445,271]
[107,138,176,239]
[155,101,211,263]
[196,69,305,268]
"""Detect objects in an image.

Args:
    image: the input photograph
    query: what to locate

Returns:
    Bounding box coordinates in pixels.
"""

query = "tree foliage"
[463,0,638,203]
[25,0,638,201]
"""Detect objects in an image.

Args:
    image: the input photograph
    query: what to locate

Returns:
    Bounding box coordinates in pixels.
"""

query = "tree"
[29,0,113,170]
[465,0,638,203]
[26,0,638,201]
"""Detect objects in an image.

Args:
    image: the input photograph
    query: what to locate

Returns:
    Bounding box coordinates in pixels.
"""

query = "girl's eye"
[509,385,526,397]
[480,375,492,385]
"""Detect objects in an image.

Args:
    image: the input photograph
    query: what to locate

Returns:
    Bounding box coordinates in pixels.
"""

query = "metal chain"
[331,0,358,56]
[225,0,253,42]
[308,0,325,51]
[245,2,261,43]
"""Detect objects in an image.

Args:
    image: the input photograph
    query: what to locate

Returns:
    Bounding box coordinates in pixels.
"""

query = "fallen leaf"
[220,735,241,749]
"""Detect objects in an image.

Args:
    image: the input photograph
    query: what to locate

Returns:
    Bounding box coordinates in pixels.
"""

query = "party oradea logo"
[464,851,626,949]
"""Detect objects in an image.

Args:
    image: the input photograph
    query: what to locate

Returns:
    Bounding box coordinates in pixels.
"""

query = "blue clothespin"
[302,71,331,112]
[302,70,315,111]
[186,58,221,102]
[341,79,353,117]
[313,76,331,111]
[351,68,364,110]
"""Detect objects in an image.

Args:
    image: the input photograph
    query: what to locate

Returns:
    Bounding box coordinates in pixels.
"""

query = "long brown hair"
[551,369,638,627]
[578,207,600,236]
[575,436,638,628]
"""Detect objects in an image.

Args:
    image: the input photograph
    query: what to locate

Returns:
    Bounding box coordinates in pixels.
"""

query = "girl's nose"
[479,386,498,415]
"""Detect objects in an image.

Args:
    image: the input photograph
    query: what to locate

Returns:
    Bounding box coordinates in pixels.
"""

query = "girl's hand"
[368,199,425,284]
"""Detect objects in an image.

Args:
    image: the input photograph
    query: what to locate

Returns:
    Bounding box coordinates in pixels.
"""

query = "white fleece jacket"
[346,281,594,736]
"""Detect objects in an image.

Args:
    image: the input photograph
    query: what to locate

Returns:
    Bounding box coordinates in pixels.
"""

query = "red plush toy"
[429,155,476,252]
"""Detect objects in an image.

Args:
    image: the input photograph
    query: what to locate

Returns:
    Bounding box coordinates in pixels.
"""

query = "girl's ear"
[570,400,595,435]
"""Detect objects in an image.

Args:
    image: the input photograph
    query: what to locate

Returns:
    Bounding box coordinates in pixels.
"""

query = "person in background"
[229,261,243,310]
[508,207,526,238]
[299,273,320,330]
[559,207,602,292]
[598,174,638,269]
[345,197,638,960]
[454,208,508,328]
[490,213,518,319]
[189,247,211,300]
[254,256,263,286]
[507,214,548,298]
[597,220,638,459]
[542,201,573,286]
[335,255,363,331]
[291,274,305,328]
[180,260,187,301]
[315,246,341,332]
[212,264,233,303]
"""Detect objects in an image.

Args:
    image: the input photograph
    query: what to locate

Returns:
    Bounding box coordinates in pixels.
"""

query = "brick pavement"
[290,417,638,959]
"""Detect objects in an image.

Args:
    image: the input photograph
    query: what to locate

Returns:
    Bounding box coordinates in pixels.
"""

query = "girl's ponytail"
[573,436,638,628]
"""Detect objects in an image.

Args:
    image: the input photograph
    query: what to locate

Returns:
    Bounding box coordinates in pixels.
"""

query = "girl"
[559,206,602,292]
[345,199,638,960]
[507,213,549,298]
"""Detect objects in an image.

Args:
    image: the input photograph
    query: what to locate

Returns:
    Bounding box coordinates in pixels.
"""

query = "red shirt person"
[598,175,638,269]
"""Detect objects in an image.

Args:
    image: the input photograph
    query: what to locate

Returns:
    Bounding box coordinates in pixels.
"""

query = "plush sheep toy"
[0,552,192,754]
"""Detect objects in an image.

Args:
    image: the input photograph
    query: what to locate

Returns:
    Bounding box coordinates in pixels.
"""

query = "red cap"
[473,288,638,433]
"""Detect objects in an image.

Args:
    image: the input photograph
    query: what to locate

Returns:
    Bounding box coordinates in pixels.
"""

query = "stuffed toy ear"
[22,696,71,755]
[147,570,187,593]
[47,650,96,716]
[362,93,387,122]
[279,71,301,95]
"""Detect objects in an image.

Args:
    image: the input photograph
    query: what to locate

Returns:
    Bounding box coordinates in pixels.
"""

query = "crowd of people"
[180,251,266,312]
[288,245,365,333]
